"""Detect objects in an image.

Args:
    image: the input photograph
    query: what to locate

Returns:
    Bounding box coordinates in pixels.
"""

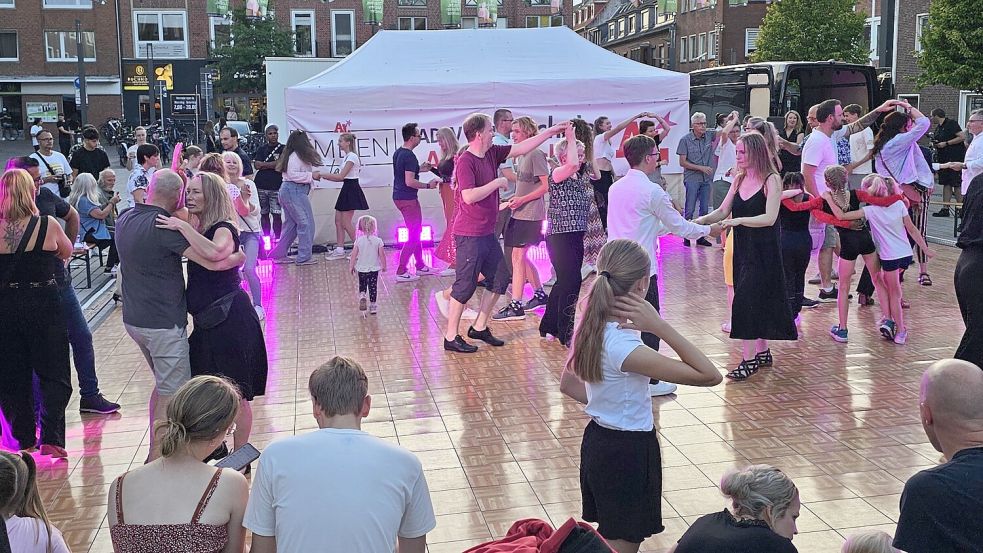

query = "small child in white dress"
[349,215,386,314]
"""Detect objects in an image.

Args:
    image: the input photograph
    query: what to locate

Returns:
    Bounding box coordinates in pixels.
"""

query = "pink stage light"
[396,225,434,244]
[262,235,272,251]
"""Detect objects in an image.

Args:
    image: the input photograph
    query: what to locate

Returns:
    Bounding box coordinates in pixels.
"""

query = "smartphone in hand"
[214,443,260,471]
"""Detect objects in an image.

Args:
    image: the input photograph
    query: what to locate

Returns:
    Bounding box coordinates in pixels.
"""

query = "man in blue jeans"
[6,156,121,414]
[676,112,716,247]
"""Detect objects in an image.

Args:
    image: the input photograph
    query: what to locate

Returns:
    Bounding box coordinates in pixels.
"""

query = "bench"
[929,200,963,237]
[69,243,106,289]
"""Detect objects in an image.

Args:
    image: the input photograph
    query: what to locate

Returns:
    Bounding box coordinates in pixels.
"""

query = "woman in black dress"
[694,133,796,380]
[673,465,800,553]
[155,172,268,454]
[777,110,804,176]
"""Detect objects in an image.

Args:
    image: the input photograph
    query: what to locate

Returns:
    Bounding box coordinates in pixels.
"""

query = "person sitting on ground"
[842,530,900,553]
[244,357,436,553]
[0,452,71,553]
[893,359,983,553]
[671,464,800,553]
[108,375,249,553]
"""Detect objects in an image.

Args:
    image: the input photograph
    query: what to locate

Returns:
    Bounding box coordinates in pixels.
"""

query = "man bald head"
[147,169,185,214]
[920,359,983,457]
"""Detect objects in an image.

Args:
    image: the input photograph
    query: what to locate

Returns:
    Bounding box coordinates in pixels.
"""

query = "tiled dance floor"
[38,236,964,552]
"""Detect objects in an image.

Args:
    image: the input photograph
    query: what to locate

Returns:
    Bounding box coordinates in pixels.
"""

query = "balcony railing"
[398,0,427,6]
[464,0,504,6]
[526,0,553,6]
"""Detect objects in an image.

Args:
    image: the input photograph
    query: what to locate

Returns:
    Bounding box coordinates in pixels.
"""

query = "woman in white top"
[592,113,655,228]
[1,451,71,553]
[559,239,721,553]
[321,132,369,260]
[349,215,387,315]
[268,131,323,265]
[222,151,264,319]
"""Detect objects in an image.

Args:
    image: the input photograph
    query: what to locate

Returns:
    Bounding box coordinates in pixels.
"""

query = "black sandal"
[754,349,773,367]
[919,273,932,286]
[726,359,759,381]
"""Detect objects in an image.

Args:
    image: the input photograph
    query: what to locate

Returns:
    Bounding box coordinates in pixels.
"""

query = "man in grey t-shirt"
[676,112,717,230]
[116,169,244,460]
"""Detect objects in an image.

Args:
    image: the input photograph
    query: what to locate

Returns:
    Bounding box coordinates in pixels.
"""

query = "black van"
[689,61,894,126]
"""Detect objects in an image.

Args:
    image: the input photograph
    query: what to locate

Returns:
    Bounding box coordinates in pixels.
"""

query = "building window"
[658,44,665,67]
[745,27,760,57]
[0,31,16,60]
[331,10,355,56]
[689,35,697,60]
[43,0,91,7]
[464,0,503,5]
[898,94,920,110]
[398,17,428,30]
[679,37,687,62]
[291,11,314,56]
[526,15,562,28]
[699,32,707,59]
[461,17,478,29]
[915,13,928,52]
[134,11,188,58]
[608,22,615,39]
[209,16,232,51]
[0,0,13,8]
[708,30,716,59]
[618,19,625,37]
[680,0,689,11]
[865,17,879,63]
[641,9,650,30]
[398,0,427,5]
[45,30,95,61]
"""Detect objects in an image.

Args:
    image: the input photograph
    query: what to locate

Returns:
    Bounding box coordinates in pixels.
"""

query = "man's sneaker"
[358,293,367,311]
[683,239,692,247]
[79,394,121,414]
[493,301,526,321]
[523,289,548,310]
[254,305,266,321]
[818,287,838,303]
[829,324,849,343]
[696,237,713,247]
[272,256,294,265]
[444,335,478,353]
[649,381,678,396]
[932,208,951,218]
[808,274,821,285]
[801,297,820,309]
[417,266,437,276]
[326,247,346,260]
[369,302,378,315]
[893,329,908,345]
[879,319,897,340]
[296,258,319,266]
[468,326,505,346]
[395,272,419,283]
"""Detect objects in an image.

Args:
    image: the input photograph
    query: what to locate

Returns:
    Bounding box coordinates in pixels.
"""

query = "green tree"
[916,0,983,94]
[211,7,295,94]
[752,0,868,64]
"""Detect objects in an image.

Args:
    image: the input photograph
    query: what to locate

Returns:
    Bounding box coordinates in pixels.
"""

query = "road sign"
[74,77,80,89]
[171,94,199,116]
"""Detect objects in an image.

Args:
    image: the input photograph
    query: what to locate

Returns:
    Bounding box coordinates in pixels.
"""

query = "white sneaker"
[462,307,479,320]
[395,272,419,283]
[435,291,450,318]
[721,322,731,333]
[649,382,678,397]
[581,264,596,280]
[417,266,437,276]
[326,247,346,260]
[439,267,456,277]
[254,305,266,321]
[544,276,557,287]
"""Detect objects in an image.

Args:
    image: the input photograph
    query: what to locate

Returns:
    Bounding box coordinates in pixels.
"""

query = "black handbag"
[191,290,238,330]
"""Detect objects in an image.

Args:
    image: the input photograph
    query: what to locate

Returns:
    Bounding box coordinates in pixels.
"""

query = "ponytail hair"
[155,375,241,458]
[862,174,896,197]
[0,451,54,551]
[566,239,651,383]
[720,464,798,528]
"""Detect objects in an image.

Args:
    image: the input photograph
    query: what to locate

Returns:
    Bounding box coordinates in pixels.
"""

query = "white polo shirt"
[585,322,651,432]
[963,130,983,195]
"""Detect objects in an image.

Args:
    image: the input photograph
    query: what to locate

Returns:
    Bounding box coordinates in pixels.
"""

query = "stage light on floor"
[262,235,272,251]
[396,225,434,244]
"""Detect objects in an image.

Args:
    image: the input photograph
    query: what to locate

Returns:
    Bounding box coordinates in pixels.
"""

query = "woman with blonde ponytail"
[108,376,249,553]
[0,452,70,553]
[559,239,721,553]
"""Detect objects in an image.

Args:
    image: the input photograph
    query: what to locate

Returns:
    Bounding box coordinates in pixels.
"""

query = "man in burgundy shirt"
[444,113,570,353]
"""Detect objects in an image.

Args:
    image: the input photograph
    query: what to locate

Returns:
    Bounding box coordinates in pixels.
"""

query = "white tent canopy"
[283,27,690,245]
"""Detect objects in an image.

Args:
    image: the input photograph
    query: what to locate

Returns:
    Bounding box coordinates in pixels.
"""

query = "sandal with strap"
[726,359,759,381]
[754,349,773,367]
[918,273,932,286]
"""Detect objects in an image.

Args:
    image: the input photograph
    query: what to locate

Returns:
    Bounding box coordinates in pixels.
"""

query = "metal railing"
[398,0,427,6]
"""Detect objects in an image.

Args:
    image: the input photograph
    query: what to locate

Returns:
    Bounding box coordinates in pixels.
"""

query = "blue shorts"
[881,256,913,272]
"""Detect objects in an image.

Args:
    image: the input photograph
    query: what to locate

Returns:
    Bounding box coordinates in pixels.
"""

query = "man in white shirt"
[30,129,72,196]
[608,134,721,396]
[712,114,740,211]
[802,98,898,301]
[944,109,983,197]
[245,357,436,553]
[843,104,875,190]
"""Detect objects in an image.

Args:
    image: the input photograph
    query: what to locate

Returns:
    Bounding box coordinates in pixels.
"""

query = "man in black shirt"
[220,126,254,176]
[4,157,121,417]
[70,126,111,180]
[252,124,284,238]
[932,108,967,216]
[894,359,983,553]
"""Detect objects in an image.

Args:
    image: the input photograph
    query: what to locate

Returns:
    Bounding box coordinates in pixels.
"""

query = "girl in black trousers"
[778,173,814,327]
[956,174,983,366]
[541,127,592,346]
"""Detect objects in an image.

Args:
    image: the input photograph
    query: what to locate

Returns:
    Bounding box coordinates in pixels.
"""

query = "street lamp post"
[75,19,88,126]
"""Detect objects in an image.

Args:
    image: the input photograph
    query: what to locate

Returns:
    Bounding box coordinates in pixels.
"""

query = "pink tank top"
[110,469,229,553]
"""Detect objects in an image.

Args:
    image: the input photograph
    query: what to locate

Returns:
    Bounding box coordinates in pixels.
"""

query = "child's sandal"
[918,273,932,286]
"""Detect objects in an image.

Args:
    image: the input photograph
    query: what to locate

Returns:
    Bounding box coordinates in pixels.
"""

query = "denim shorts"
[881,256,913,272]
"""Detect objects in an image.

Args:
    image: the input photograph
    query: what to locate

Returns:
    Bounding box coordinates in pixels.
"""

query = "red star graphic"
[660,111,678,129]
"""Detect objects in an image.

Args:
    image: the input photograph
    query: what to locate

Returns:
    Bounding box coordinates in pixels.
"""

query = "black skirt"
[189,289,268,401]
[335,178,369,211]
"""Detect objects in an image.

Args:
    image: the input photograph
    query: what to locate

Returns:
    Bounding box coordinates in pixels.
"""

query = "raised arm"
[650,113,671,142]
[549,126,580,183]
[156,216,236,262]
[509,122,571,158]
[841,99,900,138]
[604,112,648,142]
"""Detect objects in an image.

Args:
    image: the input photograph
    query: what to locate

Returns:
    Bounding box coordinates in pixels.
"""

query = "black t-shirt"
[36,187,71,219]
[894,446,983,553]
[56,121,71,142]
[675,510,798,553]
[70,147,111,179]
[252,142,284,191]
[936,118,967,162]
